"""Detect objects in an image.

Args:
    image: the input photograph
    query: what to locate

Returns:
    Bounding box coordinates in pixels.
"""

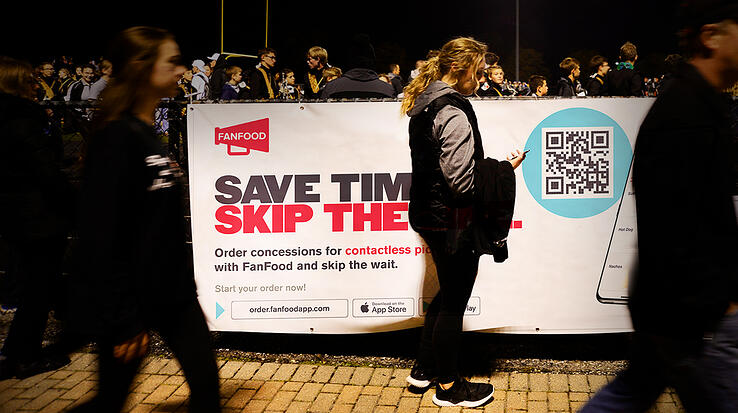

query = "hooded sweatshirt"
[320,68,395,99]
[408,81,478,198]
[408,81,482,232]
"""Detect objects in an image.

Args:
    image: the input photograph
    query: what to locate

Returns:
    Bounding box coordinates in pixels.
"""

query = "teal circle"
[522,108,632,218]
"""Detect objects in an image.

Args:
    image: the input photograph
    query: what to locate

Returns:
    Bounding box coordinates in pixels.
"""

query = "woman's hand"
[113,331,150,363]
[506,149,527,169]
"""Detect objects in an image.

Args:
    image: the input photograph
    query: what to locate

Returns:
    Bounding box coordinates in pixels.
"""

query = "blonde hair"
[322,66,342,79]
[307,46,328,65]
[401,37,487,115]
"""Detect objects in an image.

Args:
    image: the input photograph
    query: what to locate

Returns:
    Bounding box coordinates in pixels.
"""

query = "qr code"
[542,127,613,199]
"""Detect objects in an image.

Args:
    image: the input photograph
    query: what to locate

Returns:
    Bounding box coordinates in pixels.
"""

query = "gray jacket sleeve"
[433,105,475,197]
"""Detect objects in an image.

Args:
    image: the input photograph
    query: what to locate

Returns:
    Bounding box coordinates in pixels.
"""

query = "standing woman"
[69,27,220,412]
[401,37,524,407]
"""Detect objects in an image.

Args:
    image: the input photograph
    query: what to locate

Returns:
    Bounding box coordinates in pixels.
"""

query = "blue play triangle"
[216,302,225,319]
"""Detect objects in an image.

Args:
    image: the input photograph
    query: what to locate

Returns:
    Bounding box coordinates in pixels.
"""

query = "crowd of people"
[25,36,696,106]
[0,0,736,411]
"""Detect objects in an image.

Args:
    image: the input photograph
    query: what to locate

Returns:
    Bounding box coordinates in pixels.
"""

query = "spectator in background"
[660,53,684,92]
[320,34,395,99]
[36,62,57,101]
[555,57,582,97]
[323,66,342,83]
[476,69,493,96]
[304,46,329,99]
[581,1,738,411]
[279,68,301,100]
[57,56,74,74]
[203,65,211,78]
[409,59,425,82]
[528,75,548,97]
[485,51,500,67]
[0,56,73,379]
[70,26,221,413]
[66,64,95,101]
[207,53,219,72]
[208,53,228,100]
[176,69,194,99]
[388,63,404,96]
[643,77,659,96]
[249,48,278,100]
[191,59,209,100]
[378,73,391,84]
[585,55,610,96]
[54,68,74,101]
[220,66,242,100]
[486,65,512,96]
[609,41,643,96]
[89,59,112,100]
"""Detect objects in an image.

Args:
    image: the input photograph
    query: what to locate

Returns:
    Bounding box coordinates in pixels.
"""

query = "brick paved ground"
[0,352,685,413]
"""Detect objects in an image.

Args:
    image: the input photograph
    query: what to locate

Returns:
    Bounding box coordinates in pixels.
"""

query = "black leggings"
[69,300,221,413]
[416,231,480,383]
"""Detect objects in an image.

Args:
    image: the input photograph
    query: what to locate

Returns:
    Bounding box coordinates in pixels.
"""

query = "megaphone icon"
[215,118,270,156]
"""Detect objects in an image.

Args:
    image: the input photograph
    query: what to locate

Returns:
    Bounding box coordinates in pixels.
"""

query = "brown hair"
[401,37,487,115]
[258,48,277,59]
[96,26,175,127]
[589,55,607,71]
[619,42,638,62]
[225,65,242,78]
[528,75,547,94]
[322,67,342,79]
[0,56,35,100]
[559,57,580,75]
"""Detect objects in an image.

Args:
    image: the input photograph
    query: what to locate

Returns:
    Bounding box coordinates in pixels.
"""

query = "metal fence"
[45,96,737,182]
[39,99,189,181]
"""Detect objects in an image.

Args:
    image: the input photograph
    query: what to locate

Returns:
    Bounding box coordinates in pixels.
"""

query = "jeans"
[581,311,738,413]
[416,230,480,383]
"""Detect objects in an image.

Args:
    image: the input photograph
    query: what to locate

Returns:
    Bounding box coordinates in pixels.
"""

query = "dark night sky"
[3,0,681,81]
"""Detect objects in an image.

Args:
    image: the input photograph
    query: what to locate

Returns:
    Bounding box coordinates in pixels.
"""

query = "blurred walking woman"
[401,37,523,407]
[69,27,220,412]
[0,57,73,379]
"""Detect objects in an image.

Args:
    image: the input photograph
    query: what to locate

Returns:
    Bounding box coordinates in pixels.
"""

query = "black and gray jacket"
[408,81,516,257]
[407,81,483,233]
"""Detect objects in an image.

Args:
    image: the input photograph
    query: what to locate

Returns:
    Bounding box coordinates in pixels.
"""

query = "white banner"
[187,98,654,334]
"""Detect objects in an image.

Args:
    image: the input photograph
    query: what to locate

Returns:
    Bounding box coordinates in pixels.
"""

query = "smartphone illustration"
[596,157,638,304]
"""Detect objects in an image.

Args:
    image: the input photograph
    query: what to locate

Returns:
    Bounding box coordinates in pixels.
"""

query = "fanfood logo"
[215,118,269,156]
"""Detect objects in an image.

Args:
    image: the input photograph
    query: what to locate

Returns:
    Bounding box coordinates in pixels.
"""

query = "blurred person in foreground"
[68,26,220,412]
[581,1,738,412]
[401,37,524,408]
[0,56,73,379]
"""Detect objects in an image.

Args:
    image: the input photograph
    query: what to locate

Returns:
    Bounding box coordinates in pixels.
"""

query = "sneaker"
[432,378,495,407]
[406,363,435,388]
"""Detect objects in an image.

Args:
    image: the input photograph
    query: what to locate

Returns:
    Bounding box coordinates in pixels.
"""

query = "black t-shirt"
[76,113,196,341]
